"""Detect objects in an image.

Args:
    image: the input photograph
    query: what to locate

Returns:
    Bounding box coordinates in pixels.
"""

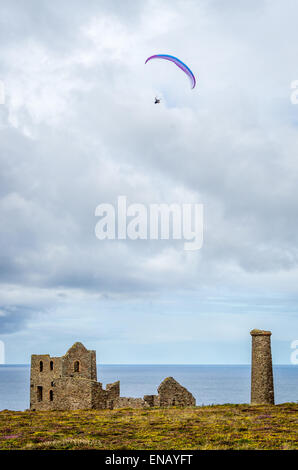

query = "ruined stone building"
[30,342,196,411]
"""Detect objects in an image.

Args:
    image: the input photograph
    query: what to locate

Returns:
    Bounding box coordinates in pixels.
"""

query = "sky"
[0,0,298,364]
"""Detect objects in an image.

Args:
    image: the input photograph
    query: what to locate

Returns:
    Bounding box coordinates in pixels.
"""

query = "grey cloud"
[1,0,298,352]
[0,305,36,334]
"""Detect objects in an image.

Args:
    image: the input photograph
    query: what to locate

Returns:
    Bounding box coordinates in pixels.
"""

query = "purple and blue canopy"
[145,54,196,89]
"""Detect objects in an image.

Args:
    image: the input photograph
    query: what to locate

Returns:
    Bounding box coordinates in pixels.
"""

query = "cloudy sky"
[0,0,298,364]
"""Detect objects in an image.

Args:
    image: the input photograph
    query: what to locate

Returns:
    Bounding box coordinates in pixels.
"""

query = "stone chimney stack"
[250,329,274,405]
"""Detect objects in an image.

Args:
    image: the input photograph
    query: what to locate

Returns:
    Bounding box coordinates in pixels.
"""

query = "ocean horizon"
[0,364,297,411]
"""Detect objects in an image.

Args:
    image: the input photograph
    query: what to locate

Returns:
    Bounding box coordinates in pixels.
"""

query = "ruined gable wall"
[61,343,97,381]
[157,377,196,407]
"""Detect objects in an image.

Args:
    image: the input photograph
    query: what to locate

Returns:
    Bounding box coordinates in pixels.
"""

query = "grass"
[0,403,297,450]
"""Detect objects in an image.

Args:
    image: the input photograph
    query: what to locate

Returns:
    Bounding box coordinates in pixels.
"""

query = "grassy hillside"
[0,403,297,450]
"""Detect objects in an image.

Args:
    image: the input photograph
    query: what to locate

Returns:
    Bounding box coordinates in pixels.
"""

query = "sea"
[0,364,297,411]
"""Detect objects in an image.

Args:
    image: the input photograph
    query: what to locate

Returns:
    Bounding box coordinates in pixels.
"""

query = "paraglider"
[145,54,196,90]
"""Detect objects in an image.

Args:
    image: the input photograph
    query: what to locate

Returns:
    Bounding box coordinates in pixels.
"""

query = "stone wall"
[30,354,62,411]
[113,378,195,409]
[158,377,196,407]
[92,381,120,409]
[144,395,160,407]
[61,342,97,381]
[30,342,98,411]
[52,377,93,410]
[114,397,146,409]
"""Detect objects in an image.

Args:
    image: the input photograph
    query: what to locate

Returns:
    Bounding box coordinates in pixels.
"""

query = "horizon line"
[0,363,296,366]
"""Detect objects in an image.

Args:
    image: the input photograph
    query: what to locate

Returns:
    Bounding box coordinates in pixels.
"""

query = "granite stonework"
[30,342,196,410]
[250,329,275,405]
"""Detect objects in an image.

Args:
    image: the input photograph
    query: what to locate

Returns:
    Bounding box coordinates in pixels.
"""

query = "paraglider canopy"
[145,54,196,89]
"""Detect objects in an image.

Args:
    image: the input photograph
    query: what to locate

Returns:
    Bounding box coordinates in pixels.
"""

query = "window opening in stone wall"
[74,360,80,372]
[37,386,43,402]
[39,361,43,372]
